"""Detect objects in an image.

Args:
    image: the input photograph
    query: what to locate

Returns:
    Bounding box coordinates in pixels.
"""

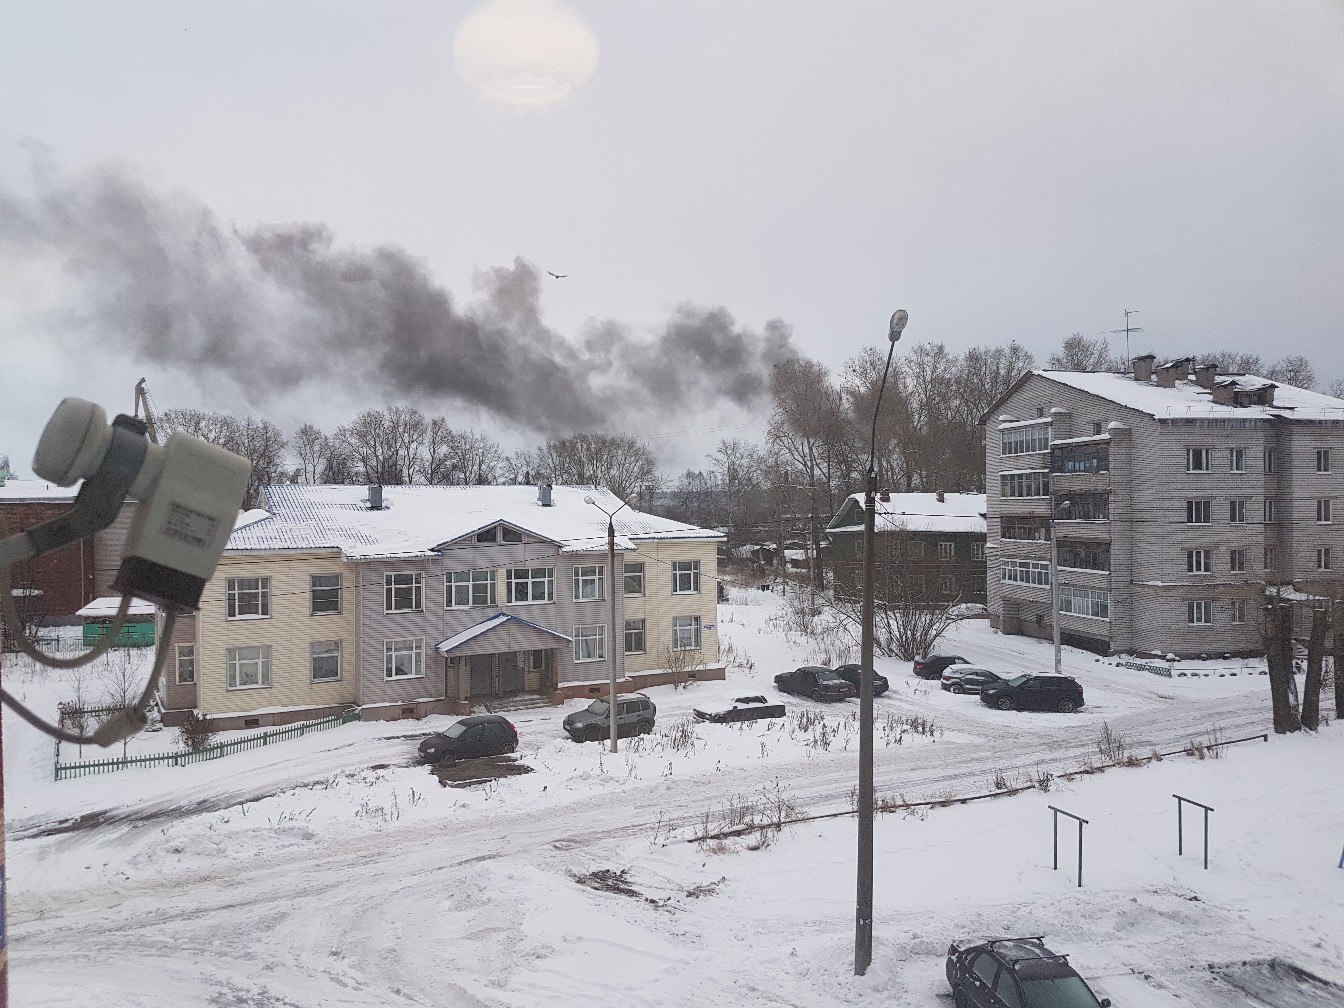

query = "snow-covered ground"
[5,589,1340,1007]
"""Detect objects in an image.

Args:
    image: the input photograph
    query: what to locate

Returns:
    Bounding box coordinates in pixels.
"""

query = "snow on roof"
[76,596,156,618]
[227,484,723,559]
[233,509,271,532]
[0,478,78,502]
[434,613,572,654]
[830,492,987,535]
[1038,371,1344,420]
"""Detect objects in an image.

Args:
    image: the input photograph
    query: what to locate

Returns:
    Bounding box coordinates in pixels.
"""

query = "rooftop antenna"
[1108,309,1144,371]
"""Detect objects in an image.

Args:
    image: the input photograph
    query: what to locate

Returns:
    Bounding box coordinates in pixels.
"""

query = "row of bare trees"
[1265,594,1344,734]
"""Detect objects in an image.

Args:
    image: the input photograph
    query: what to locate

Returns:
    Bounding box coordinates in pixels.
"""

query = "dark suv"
[418,715,518,764]
[774,666,857,702]
[913,654,970,680]
[946,936,1110,1008]
[980,674,1084,713]
[563,693,656,742]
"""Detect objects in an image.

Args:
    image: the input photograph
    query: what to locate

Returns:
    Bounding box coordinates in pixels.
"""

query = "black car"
[913,654,970,680]
[980,674,1085,713]
[946,936,1110,1008]
[774,666,857,702]
[418,714,518,764]
[831,663,889,696]
[940,665,1007,694]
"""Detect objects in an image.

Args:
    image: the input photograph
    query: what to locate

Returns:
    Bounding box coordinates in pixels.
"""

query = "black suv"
[831,663,889,696]
[913,654,970,680]
[946,936,1110,1008]
[774,666,857,702]
[418,715,518,764]
[980,674,1084,713]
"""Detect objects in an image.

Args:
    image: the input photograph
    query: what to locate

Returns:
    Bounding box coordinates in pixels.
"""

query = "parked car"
[693,695,787,723]
[563,693,657,742]
[946,935,1110,1007]
[774,666,857,702]
[940,665,1007,694]
[831,663,889,696]
[913,654,970,680]
[980,674,1085,713]
[418,714,518,764]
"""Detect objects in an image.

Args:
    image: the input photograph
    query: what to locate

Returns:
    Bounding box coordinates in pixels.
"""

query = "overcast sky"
[1,1,1341,474]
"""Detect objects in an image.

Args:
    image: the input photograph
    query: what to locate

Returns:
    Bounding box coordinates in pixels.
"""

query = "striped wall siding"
[160,613,198,712]
[622,539,721,673]
[92,503,138,600]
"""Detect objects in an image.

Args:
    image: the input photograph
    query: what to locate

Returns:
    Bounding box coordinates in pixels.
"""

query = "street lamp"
[855,308,907,977]
[1050,499,1072,676]
[586,494,629,753]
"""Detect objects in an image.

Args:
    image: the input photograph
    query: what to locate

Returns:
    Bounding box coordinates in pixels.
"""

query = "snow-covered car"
[946,935,1111,1008]
[692,695,786,723]
[939,665,1007,694]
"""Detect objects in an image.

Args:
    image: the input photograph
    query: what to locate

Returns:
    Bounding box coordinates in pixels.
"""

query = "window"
[971,542,985,560]
[1230,600,1247,624]
[476,527,496,543]
[1092,421,1104,435]
[1265,498,1276,523]
[311,640,341,682]
[1263,448,1276,473]
[1185,500,1211,524]
[448,569,496,608]
[1186,447,1211,472]
[1053,444,1108,474]
[1059,587,1109,619]
[1318,548,1333,571]
[226,577,270,619]
[1230,447,1245,472]
[672,615,702,651]
[1056,542,1109,571]
[227,645,272,689]
[624,619,646,654]
[1035,406,1046,418]
[384,572,422,613]
[1059,492,1109,521]
[995,969,1023,1008]
[1000,518,1048,542]
[1187,600,1213,625]
[1001,559,1051,586]
[310,574,341,615]
[937,575,957,595]
[672,560,701,594]
[938,542,955,561]
[506,567,554,604]
[501,526,523,543]
[573,624,605,662]
[1000,424,1051,455]
[1187,549,1211,574]
[1000,471,1050,497]
[1265,546,1279,569]
[1230,549,1246,573]
[1317,499,1332,523]
[1317,449,1331,473]
[1229,499,1246,524]
[623,562,645,596]
[384,638,424,679]
[573,565,605,602]
[175,644,195,685]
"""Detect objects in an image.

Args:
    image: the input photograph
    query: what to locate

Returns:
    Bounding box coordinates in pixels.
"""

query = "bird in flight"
[547,270,568,279]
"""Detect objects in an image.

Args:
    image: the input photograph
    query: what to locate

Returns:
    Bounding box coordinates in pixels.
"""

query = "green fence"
[54,708,363,781]
[81,622,156,648]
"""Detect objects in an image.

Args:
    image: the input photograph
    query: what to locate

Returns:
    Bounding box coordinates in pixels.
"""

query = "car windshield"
[818,674,845,683]
[1019,975,1102,1007]
[586,699,610,715]
[1008,675,1031,687]
[443,722,468,738]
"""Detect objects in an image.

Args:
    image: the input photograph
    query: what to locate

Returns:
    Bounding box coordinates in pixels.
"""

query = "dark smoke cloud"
[0,159,798,432]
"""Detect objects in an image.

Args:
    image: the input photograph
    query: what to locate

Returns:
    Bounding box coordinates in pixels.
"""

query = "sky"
[1,1,1342,474]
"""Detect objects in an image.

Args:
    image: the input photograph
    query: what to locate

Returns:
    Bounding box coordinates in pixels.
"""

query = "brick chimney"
[1131,354,1156,382]
[1211,379,1236,405]
[1154,359,1187,388]
[1194,363,1217,389]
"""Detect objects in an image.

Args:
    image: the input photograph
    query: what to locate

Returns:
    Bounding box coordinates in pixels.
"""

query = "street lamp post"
[856,308,907,977]
[586,495,629,753]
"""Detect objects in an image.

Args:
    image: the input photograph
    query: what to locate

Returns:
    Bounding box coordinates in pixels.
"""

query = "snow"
[74,596,156,618]
[435,612,572,653]
[1039,370,1344,420]
[4,587,1341,1007]
[0,478,77,501]
[833,492,987,535]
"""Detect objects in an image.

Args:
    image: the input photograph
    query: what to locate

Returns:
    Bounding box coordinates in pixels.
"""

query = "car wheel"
[584,726,605,743]
[951,684,965,695]
[811,688,824,702]
[1057,698,1076,714]
[505,741,517,754]
[996,696,1014,711]
[637,720,653,735]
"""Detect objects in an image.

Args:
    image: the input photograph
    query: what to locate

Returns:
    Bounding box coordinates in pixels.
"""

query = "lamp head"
[888,309,908,343]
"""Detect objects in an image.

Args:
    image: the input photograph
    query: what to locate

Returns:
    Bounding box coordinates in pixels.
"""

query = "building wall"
[160,613,198,714]
[622,539,721,674]
[829,529,987,604]
[0,500,96,620]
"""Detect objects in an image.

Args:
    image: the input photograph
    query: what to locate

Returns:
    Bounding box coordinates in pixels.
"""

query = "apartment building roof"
[226,483,724,559]
[829,492,987,535]
[0,478,78,502]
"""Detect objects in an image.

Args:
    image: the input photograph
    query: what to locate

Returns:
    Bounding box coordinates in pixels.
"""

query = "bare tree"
[334,409,401,485]
[99,647,142,762]
[385,405,428,484]
[1267,354,1317,390]
[1302,605,1328,731]
[1198,350,1266,374]
[1329,379,1344,401]
[1047,333,1122,372]
[159,409,285,508]
[291,423,332,484]
[1264,592,1300,734]
[533,433,659,500]
[770,356,857,521]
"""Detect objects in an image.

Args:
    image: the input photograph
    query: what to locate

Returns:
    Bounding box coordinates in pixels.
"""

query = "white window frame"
[310,640,342,683]
[310,573,342,616]
[1001,559,1051,586]
[1317,499,1332,524]
[1229,548,1246,573]
[573,565,606,602]
[936,574,957,595]
[1187,600,1213,625]
[1058,586,1109,619]
[226,577,270,620]
[227,645,272,690]
[447,569,496,609]
[1230,600,1246,624]
[1317,547,1333,571]
[671,560,701,594]
[971,542,985,560]
[1230,447,1245,473]
[1000,424,1051,456]
[384,572,423,613]
[573,624,605,663]
[672,615,702,651]
[506,567,555,605]
[938,541,955,561]
[1187,549,1211,574]
[1229,499,1246,524]
[1186,447,1211,473]
[384,638,424,679]
[624,618,646,654]
[175,644,195,685]
[1317,449,1331,474]
[623,562,645,596]
[1000,471,1050,498]
[1185,500,1211,524]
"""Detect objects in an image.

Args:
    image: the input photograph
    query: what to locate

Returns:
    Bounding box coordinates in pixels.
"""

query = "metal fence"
[54,708,363,781]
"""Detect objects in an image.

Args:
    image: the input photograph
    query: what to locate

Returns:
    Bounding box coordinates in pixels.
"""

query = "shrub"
[177,712,217,753]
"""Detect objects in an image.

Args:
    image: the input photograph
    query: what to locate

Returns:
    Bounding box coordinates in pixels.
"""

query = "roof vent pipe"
[368,485,384,510]
[1194,364,1217,389]
[1131,355,1156,382]
[539,483,553,507]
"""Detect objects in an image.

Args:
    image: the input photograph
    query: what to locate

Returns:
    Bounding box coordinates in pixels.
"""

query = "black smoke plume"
[0,159,797,432]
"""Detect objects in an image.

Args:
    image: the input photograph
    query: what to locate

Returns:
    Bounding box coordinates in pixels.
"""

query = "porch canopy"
[434,613,571,659]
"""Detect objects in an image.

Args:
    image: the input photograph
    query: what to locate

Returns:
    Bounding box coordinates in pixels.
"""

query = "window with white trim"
[384,638,424,679]
[310,574,341,615]
[1317,547,1333,571]
[971,542,985,560]
[573,624,605,662]
[506,567,554,604]
[1230,447,1245,472]
[671,560,701,594]
[1000,471,1050,497]
[623,562,645,596]
[311,640,341,682]
[672,615,702,651]
[624,619,646,654]
[937,575,957,595]
[938,542,955,561]
[447,569,496,608]
[1185,500,1211,524]
[1187,600,1213,625]
[1229,548,1246,573]
[1230,600,1246,624]
[1187,549,1211,574]
[1317,449,1331,473]
[1229,499,1246,524]
[1058,586,1109,619]
[226,577,270,619]
[1000,425,1051,455]
[175,644,195,685]
[1186,447,1211,472]
[384,572,422,613]
[227,645,272,689]
[1001,559,1050,586]
[573,565,605,602]
[1265,498,1277,523]
[1317,499,1332,523]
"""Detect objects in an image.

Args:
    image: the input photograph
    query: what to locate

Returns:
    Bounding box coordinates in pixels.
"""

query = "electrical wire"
[0,562,134,669]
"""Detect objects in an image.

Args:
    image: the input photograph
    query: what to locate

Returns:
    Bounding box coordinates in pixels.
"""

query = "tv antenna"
[1108,309,1144,371]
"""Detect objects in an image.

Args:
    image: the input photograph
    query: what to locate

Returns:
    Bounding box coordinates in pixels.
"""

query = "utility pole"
[1109,310,1144,371]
